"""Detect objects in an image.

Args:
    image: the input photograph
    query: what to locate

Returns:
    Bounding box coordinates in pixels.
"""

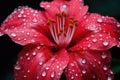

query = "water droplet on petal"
[103,66,108,71]
[71,75,74,79]
[101,53,107,59]
[39,62,43,65]
[24,75,27,78]
[97,18,103,23]
[92,38,97,42]
[82,69,86,74]
[32,51,36,56]
[51,71,55,78]
[14,64,22,70]
[45,67,49,70]
[11,33,17,37]
[107,76,112,80]
[81,59,86,64]
[60,4,68,14]
[103,41,109,46]
[42,71,46,77]
[32,18,38,23]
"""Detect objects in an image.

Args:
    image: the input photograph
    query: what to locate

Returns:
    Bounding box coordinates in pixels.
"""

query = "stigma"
[47,5,78,48]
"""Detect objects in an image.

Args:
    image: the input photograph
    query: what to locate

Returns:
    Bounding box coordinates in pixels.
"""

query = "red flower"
[0,0,120,80]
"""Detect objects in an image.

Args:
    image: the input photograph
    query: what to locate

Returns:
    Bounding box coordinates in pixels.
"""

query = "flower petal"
[68,0,88,20]
[65,50,113,80]
[0,6,54,46]
[70,14,119,51]
[36,49,69,80]
[14,44,53,80]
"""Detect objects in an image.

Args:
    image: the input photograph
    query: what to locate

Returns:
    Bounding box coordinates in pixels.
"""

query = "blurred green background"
[0,0,120,80]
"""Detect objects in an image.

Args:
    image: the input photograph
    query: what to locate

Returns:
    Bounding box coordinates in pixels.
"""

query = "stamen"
[47,5,78,48]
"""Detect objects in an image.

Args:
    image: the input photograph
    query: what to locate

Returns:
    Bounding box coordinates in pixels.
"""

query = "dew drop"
[11,33,17,37]
[27,57,30,60]
[92,38,97,42]
[81,59,86,64]
[70,63,74,66]
[117,22,120,28]
[32,18,38,23]
[56,65,60,69]
[42,71,46,77]
[60,4,68,14]
[32,51,36,56]
[101,53,107,59]
[14,64,22,70]
[107,76,112,80]
[45,67,49,70]
[103,66,108,71]
[24,75,27,78]
[82,69,86,74]
[26,32,30,35]
[51,71,55,78]
[36,76,39,79]
[97,18,103,23]
[39,62,43,65]
[103,41,109,46]
[71,75,74,79]
[25,53,29,56]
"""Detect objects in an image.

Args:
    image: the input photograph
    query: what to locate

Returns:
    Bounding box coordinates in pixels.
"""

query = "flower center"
[47,5,78,48]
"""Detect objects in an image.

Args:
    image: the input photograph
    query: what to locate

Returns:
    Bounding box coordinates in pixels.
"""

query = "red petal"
[40,1,61,19]
[14,44,53,80]
[65,50,113,80]
[64,55,83,80]
[36,49,69,80]
[68,0,88,20]
[70,14,119,51]
[1,6,54,46]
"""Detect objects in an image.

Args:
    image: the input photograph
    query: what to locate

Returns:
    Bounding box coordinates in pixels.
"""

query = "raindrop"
[103,41,109,46]
[101,53,107,59]
[42,71,46,77]
[26,32,30,35]
[25,53,29,56]
[14,64,22,70]
[24,38,27,41]
[56,65,60,69]
[51,71,55,78]
[27,70,30,73]
[11,33,17,37]
[39,62,43,65]
[107,76,112,80]
[81,59,86,64]
[87,44,91,48]
[60,4,68,14]
[92,38,97,42]
[18,14,22,18]
[70,63,74,66]
[97,18,103,23]
[82,69,86,74]
[103,66,108,71]
[117,22,120,28]
[27,57,30,60]
[45,67,49,70]
[71,75,74,79]
[20,10,24,14]
[32,51,36,56]
[46,4,50,8]
[32,18,38,23]
[24,75,27,78]
[36,76,39,79]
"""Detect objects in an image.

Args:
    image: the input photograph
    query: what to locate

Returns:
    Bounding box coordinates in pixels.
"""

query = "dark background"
[0,0,120,80]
